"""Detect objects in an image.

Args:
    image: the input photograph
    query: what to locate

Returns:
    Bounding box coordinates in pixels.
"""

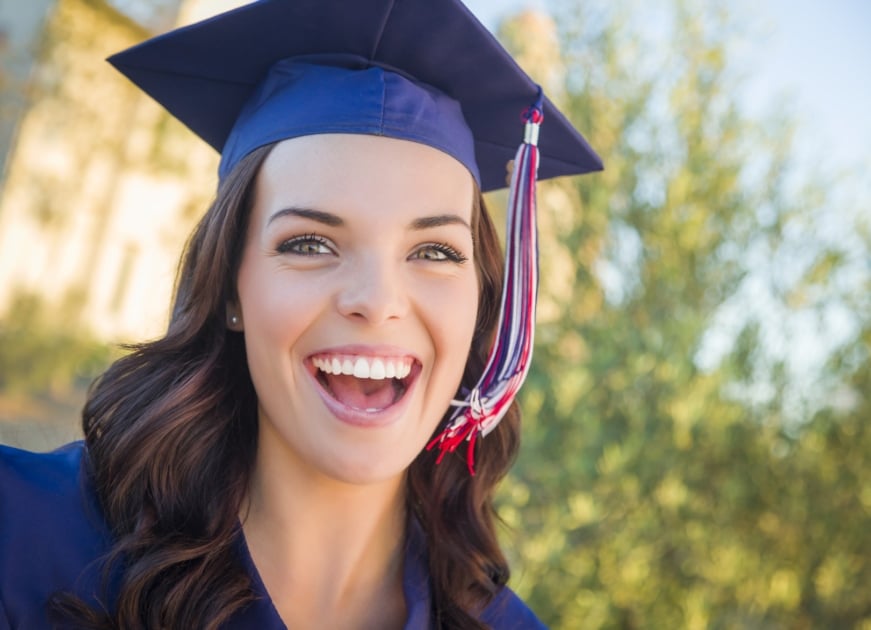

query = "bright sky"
[465,0,871,173]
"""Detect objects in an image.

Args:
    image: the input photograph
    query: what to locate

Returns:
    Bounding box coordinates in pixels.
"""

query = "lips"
[307,351,420,424]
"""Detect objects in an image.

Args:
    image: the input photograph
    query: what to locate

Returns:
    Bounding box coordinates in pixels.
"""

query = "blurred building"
[0,0,244,343]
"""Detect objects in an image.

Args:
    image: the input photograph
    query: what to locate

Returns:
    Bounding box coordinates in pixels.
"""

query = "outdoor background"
[1,0,869,628]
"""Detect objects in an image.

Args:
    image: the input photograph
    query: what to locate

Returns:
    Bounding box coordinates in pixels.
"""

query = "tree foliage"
[494,2,871,628]
[0,293,113,396]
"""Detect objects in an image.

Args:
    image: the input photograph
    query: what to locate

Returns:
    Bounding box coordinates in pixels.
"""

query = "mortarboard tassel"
[427,92,544,475]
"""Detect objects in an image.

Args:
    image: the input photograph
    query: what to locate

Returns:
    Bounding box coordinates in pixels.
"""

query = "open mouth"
[309,354,419,413]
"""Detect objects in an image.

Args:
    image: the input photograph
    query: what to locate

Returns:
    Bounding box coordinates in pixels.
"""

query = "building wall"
[0,0,224,342]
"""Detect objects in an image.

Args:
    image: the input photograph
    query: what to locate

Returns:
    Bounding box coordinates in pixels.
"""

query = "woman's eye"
[276,234,333,256]
[411,243,468,263]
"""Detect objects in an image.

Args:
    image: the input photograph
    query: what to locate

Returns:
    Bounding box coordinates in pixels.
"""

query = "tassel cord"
[427,102,543,474]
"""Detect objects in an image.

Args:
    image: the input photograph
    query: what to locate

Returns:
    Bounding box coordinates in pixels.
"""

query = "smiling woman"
[0,0,600,628]
[236,135,479,486]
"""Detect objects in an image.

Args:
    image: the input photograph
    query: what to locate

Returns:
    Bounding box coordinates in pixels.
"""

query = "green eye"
[417,248,447,261]
[412,243,467,263]
[277,234,333,256]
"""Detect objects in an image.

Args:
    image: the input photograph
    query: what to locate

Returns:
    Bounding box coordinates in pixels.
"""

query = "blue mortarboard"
[107,0,601,191]
[108,0,602,473]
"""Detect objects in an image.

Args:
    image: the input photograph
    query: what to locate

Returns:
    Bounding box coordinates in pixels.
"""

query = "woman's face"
[235,134,479,485]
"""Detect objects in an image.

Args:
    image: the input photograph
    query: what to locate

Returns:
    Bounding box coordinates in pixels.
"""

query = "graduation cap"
[108,0,602,473]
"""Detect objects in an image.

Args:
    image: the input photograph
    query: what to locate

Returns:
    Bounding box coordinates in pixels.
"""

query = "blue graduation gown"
[0,443,546,629]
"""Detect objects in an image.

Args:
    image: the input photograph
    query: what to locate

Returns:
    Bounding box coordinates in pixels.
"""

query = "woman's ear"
[226,305,244,331]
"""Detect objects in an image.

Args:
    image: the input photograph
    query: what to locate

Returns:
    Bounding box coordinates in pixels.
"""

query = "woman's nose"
[335,254,410,324]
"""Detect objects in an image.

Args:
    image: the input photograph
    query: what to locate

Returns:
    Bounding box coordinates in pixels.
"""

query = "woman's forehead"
[254,134,476,223]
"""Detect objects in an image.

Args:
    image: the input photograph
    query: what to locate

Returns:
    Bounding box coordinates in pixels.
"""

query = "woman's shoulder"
[0,441,99,524]
[0,441,112,627]
[480,585,548,629]
[1,440,85,491]
[0,438,110,544]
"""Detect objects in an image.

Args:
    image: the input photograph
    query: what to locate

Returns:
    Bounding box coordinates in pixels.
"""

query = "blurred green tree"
[0,292,113,396]
[492,2,871,628]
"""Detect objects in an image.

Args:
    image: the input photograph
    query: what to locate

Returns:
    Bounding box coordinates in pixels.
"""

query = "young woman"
[0,1,601,628]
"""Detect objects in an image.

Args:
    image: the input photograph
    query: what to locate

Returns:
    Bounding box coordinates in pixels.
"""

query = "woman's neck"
[241,429,408,629]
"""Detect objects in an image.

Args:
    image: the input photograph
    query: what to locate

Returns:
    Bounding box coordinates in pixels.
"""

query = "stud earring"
[229,314,239,326]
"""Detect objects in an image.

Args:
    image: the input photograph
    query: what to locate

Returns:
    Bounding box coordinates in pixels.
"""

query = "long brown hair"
[50,142,521,629]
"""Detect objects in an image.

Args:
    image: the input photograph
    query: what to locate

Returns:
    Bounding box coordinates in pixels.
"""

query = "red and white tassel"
[428,94,543,475]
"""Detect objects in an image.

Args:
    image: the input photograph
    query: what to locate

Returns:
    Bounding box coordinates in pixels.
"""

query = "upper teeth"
[312,355,412,380]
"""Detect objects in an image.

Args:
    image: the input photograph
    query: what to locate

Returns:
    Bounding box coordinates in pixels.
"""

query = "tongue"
[325,374,397,411]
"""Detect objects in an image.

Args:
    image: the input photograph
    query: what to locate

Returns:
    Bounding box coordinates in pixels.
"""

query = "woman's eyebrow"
[409,214,471,231]
[268,207,344,227]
